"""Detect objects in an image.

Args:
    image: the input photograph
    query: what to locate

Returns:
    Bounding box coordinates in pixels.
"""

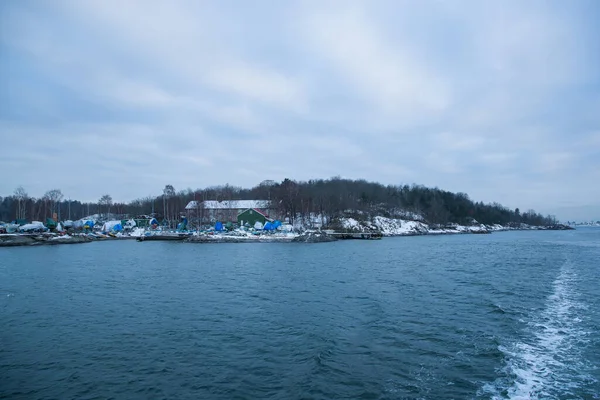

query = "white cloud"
[300,4,449,117]
[432,132,486,151]
[425,152,463,175]
[468,1,594,85]
[207,64,307,112]
[478,153,518,166]
[533,152,575,173]
[55,0,308,114]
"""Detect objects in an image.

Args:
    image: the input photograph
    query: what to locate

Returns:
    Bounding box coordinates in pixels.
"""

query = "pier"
[327,231,383,240]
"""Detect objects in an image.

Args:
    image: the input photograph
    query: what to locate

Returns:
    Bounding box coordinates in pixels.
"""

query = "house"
[185,200,272,223]
[237,208,272,227]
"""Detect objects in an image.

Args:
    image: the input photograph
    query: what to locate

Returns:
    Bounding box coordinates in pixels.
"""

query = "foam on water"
[483,261,596,399]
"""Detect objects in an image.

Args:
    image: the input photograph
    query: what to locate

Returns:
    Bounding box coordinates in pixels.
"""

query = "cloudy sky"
[1,0,599,220]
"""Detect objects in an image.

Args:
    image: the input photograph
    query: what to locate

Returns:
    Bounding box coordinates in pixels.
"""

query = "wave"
[482,261,597,399]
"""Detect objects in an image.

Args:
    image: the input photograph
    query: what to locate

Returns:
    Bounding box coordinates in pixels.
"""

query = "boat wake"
[482,261,597,399]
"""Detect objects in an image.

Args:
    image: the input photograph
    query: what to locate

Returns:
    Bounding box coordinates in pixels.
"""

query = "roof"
[185,200,271,210]
[185,201,200,210]
[238,208,270,218]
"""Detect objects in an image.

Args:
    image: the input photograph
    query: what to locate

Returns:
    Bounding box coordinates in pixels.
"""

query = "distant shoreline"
[0,223,576,247]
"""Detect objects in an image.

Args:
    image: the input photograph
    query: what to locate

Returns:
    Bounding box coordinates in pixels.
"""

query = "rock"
[0,235,38,247]
[292,232,337,243]
[542,224,575,231]
[187,235,248,243]
[47,236,93,245]
[186,234,296,243]
[0,234,92,247]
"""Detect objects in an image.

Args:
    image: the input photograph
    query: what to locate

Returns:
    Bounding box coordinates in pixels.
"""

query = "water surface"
[2,229,599,399]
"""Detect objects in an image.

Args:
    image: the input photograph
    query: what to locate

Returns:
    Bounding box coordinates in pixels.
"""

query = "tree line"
[0,178,557,227]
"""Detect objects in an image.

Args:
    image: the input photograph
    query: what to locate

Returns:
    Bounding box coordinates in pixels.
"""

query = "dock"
[328,231,382,240]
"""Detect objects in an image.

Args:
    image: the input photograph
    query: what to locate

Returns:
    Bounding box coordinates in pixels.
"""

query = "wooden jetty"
[328,231,383,240]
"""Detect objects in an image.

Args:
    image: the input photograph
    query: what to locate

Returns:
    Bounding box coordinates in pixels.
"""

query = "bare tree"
[163,184,175,227]
[2,177,560,228]
[99,194,113,219]
[14,186,29,220]
[258,180,276,200]
[44,189,63,219]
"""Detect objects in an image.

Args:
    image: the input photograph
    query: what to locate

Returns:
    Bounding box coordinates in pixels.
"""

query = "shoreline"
[0,233,93,247]
[0,223,575,247]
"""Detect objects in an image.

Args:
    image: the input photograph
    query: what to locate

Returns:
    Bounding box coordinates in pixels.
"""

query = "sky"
[1,0,599,221]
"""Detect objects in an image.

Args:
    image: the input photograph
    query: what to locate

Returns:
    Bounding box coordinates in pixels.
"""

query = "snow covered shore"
[187,231,298,243]
[0,217,572,247]
[334,216,571,237]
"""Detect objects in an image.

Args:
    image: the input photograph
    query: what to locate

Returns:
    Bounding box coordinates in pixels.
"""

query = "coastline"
[0,233,93,247]
[0,220,575,247]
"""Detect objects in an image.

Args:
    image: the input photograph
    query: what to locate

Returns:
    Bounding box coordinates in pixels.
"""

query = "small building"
[237,208,271,227]
[185,200,273,224]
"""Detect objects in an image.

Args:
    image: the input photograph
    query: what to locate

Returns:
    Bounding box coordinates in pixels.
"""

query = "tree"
[3,177,558,228]
[163,184,176,227]
[14,186,29,220]
[277,178,300,223]
[44,189,63,219]
[99,194,113,219]
[513,208,521,223]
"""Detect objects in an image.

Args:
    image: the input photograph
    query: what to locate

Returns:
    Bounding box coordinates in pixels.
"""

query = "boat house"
[185,200,272,224]
[237,208,272,227]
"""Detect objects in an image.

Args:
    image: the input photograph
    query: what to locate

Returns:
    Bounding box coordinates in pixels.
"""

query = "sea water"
[1,228,599,399]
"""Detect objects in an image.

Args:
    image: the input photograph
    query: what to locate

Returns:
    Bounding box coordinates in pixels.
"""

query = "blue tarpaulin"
[273,220,282,229]
[215,221,224,231]
[263,222,274,231]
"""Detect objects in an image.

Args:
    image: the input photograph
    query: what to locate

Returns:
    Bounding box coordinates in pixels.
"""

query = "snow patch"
[342,218,361,229]
[50,234,71,240]
[130,227,146,237]
[335,216,496,236]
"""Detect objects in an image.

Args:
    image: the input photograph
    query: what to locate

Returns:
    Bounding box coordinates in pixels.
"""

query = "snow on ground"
[337,216,503,236]
[291,214,328,230]
[130,227,146,237]
[50,234,71,240]
[126,215,540,240]
[342,218,361,230]
[389,210,426,222]
[192,230,298,242]
[372,216,429,236]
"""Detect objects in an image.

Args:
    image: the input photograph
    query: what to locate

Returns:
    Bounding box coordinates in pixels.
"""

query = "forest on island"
[0,177,557,227]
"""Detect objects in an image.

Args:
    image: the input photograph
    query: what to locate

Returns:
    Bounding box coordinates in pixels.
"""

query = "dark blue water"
[1,229,599,399]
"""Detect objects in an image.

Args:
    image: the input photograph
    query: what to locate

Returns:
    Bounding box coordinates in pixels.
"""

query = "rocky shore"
[184,231,338,244]
[186,233,296,243]
[332,217,575,237]
[0,221,574,248]
[291,232,338,243]
[0,234,92,247]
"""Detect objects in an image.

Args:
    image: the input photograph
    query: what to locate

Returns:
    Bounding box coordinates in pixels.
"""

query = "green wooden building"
[237,208,271,227]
